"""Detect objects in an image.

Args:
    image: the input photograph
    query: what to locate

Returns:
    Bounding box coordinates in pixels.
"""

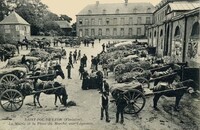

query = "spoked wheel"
[131,67,144,73]
[136,77,150,88]
[0,89,24,112]
[123,89,146,114]
[0,74,19,89]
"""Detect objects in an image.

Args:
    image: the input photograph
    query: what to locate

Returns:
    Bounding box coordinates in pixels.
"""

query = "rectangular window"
[120,18,124,25]
[16,25,19,31]
[98,18,102,25]
[120,28,124,36]
[4,25,10,29]
[91,29,95,36]
[113,28,117,36]
[79,20,83,25]
[113,18,117,25]
[128,28,132,36]
[146,17,151,24]
[137,28,141,36]
[106,18,110,25]
[85,29,89,36]
[98,29,102,36]
[79,29,83,37]
[137,17,142,24]
[85,19,89,25]
[106,28,110,36]
[91,19,95,25]
[129,17,133,25]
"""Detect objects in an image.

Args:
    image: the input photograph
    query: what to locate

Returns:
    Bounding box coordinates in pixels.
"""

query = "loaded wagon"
[0,71,65,112]
[110,77,195,114]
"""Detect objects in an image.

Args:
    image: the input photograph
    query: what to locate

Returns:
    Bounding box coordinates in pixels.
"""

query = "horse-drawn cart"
[110,78,195,114]
[0,72,65,112]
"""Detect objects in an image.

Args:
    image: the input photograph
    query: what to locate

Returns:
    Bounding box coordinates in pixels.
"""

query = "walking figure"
[66,63,72,79]
[99,91,110,123]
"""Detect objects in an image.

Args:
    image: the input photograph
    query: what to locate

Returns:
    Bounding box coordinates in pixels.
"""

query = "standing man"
[79,64,84,80]
[78,50,81,60]
[73,50,77,63]
[82,54,87,67]
[99,91,110,123]
[69,52,73,68]
[102,43,105,52]
[66,63,72,79]
[116,93,127,124]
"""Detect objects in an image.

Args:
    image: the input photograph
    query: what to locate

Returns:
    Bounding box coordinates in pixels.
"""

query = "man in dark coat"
[99,91,110,123]
[82,70,89,90]
[79,64,84,80]
[102,43,105,52]
[21,55,26,64]
[116,93,128,124]
[69,52,73,68]
[66,63,72,79]
[82,54,87,67]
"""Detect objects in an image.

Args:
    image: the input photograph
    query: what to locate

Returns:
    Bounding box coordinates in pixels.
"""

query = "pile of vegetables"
[152,68,174,78]
[0,44,17,57]
[27,49,50,61]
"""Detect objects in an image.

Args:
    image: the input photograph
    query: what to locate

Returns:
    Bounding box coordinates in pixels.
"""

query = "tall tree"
[59,14,72,23]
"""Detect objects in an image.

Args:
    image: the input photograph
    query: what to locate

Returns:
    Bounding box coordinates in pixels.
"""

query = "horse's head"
[181,79,198,94]
[54,82,68,106]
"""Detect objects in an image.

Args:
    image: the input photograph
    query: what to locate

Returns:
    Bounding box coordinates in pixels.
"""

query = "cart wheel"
[114,64,124,75]
[0,89,24,112]
[131,67,144,73]
[136,77,150,88]
[0,74,19,89]
[123,89,146,114]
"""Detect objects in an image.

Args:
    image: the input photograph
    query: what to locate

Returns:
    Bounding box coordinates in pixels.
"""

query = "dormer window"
[133,8,137,13]
[116,9,119,14]
[147,8,151,13]
[103,9,106,14]
[88,10,92,14]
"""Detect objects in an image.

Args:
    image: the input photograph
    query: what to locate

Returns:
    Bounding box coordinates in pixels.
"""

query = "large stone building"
[0,11,30,41]
[147,0,200,87]
[76,1,155,39]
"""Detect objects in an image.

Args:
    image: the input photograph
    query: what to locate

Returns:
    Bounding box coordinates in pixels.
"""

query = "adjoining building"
[0,11,30,42]
[54,20,72,36]
[147,0,200,88]
[76,1,155,39]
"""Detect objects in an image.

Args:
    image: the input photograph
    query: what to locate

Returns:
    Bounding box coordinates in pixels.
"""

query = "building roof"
[169,1,200,11]
[77,2,155,15]
[54,21,72,29]
[0,11,30,25]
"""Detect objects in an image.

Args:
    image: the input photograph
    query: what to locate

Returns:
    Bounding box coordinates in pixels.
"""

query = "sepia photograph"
[0,0,199,130]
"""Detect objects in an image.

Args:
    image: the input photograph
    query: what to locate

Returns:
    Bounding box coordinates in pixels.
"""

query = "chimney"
[96,1,99,6]
[125,0,128,6]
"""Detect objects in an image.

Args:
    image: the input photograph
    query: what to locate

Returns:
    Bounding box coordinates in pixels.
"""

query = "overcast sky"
[41,0,160,23]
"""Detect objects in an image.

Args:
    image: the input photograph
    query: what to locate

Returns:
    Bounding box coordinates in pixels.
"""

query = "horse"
[33,81,68,107]
[33,64,65,82]
[152,79,197,111]
[18,41,29,50]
